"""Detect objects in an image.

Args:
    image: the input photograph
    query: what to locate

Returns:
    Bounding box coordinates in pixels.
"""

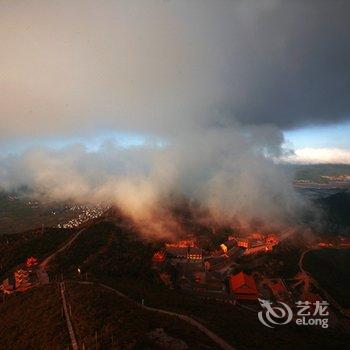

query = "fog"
[0,125,307,236]
[2,0,346,235]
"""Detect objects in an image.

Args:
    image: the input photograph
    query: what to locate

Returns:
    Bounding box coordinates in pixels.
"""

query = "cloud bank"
[283,147,350,165]
[2,1,347,235]
[1,0,349,141]
[0,125,306,236]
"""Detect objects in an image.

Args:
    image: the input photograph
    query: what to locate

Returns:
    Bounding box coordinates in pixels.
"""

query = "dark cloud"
[223,1,350,128]
[0,1,349,141]
[2,1,337,234]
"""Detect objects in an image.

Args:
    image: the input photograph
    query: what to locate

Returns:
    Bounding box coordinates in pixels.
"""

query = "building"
[152,251,166,263]
[166,247,188,264]
[26,256,38,267]
[220,239,237,253]
[166,247,188,258]
[237,239,250,249]
[265,234,278,247]
[187,247,203,263]
[1,278,14,294]
[228,271,259,301]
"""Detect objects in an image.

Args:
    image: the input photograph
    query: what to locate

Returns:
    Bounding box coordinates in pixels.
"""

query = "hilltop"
[43,218,349,349]
[1,204,350,349]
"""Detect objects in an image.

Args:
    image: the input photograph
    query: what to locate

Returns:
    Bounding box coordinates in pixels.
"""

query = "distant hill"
[317,191,350,234]
[0,192,84,235]
[303,248,350,308]
[290,164,350,183]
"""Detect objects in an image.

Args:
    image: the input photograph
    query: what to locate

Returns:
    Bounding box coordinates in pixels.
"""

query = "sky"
[0,0,349,233]
[283,120,350,164]
[0,0,349,163]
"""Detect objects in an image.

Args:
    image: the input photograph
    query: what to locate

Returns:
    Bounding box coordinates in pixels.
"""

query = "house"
[228,271,259,301]
[166,247,188,264]
[265,234,278,247]
[237,239,250,249]
[26,256,38,268]
[166,247,188,258]
[187,247,203,263]
[1,278,14,294]
[152,251,166,263]
[220,240,236,254]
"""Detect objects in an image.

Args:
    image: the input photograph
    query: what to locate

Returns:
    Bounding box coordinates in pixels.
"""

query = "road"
[40,228,86,269]
[79,281,236,350]
[37,228,236,350]
[60,282,78,350]
[37,228,86,284]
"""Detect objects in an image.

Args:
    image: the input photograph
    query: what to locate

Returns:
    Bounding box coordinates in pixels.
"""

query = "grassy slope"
[0,284,69,350]
[66,281,221,349]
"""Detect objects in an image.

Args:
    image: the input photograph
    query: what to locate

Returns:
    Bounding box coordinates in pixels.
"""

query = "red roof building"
[152,251,166,263]
[228,272,258,301]
[26,256,38,267]
[237,239,250,249]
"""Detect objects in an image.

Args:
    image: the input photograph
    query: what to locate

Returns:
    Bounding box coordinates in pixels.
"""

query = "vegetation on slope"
[0,227,73,280]
[66,281,220,349]
[0,284,69,350]
[48,219,349,350]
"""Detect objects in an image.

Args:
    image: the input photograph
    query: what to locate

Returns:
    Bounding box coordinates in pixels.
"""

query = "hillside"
[291,164,350,183]
[0,227,73,280]
[0,284,70,350]
[0,192,84,235]
[319,191,350,229]
[46,219,349,350]
[66,281,221,349]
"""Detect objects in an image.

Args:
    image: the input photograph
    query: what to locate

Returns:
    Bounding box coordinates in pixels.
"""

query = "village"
[0,256,48,295]
[151,232,331,313]
[56,204,109,229]
[2,225,348,322]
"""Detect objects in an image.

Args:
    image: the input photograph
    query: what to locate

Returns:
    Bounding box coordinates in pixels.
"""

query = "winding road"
[37,228,86,284]
[79,281,236,350]
[39,227,236,350]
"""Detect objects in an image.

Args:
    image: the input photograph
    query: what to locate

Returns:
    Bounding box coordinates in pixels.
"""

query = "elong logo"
[258,299,329,329]
[258,299,293,328]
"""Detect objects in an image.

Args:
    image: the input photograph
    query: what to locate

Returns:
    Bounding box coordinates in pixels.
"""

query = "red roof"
[26,256,38,267]
[229,272,258,299]
[152,251,166,262]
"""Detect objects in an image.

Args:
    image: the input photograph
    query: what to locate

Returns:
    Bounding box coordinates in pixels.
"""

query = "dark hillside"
[0,227,73,279]
[0,284,69,350]
[66,281,221,349]
[47,218,349,350]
